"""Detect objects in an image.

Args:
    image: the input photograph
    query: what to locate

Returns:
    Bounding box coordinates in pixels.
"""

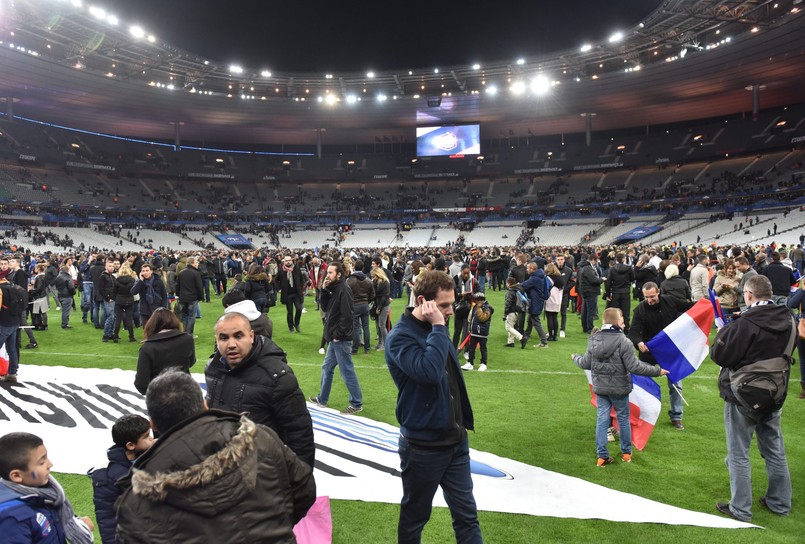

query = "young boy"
[90,414,154,544]
[572,308,668,466]
[503,276,526,348]
[0,432,95,543]
[462,292,494,372]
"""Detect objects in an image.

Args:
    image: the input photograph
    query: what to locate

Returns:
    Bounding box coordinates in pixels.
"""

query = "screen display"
[416,124,480,157]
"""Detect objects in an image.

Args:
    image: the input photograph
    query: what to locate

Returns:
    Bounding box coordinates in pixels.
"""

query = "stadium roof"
[1,0,804,145]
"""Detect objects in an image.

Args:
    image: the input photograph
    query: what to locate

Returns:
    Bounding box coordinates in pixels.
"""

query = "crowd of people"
[0,235,803,541]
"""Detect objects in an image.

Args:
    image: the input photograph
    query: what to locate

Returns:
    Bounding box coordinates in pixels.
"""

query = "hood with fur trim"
[130,412,258,516]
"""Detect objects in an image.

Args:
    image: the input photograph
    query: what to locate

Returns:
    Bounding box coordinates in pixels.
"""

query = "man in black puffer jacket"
[605,253,635,334]
[205,313,315,467]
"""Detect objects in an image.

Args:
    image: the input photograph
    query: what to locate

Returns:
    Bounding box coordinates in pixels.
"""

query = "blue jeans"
[724,402,791,520]
[102,301,115,338]
[398,435,482,544]
[581,295,598,333]
[59,297,73,327]
[666,377,684,421]
[375,305,390,348]
[201,277,211,302]
[317,340,362,408]
[0,326,19,375]
[353,303,370,352]
[477,274,486,293]
[596,394,631,458]
[81,283,93,320]
[181,301,198,335]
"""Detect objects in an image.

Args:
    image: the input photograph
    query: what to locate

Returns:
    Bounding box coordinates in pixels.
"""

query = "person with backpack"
[710,274,796,522]
[521,262,552,349]
[90,415,154,544]
[503,277,527,348]
[462,292,494,372]
[0,264,27,383]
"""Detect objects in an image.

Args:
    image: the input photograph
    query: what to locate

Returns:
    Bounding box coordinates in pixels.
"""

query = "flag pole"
[671,383,689,406]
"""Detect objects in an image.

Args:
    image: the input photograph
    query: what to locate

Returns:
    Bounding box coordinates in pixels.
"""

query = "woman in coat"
[134,308,196,395]
[113,263,137,342]
[370,266,391,350]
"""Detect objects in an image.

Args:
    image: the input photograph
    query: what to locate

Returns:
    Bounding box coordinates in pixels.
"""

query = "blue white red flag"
[645,298,714,383]
[585,371,663,451]
[708,289,726,328]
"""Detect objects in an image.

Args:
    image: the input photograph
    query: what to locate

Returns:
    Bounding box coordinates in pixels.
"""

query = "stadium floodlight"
[472,63,481,70]
[608,31,624,43]
[530,74,550,95]
[89,6,106,20]
[325,94,337,105]
[434,68,439,74]
[345,95,357,104]
[147,35,156,43]
[71,0,82,7]
[377,94,387,102]
[106,15,118,25]
[486,85,498,95]
[129,26,145,39]
[580,44,592,53]
[510,81,526,95]
[516,58,525,65]
[366,71,375,78]
[261,70,271,77]
[229,65,244,75]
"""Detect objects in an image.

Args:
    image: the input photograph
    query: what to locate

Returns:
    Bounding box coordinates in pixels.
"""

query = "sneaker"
[301,307,308,313]
[559,330,566,338]
[464,352,470,360]
[461,362,474,371]
[0,374,17,383]
[520,337,529,349]
[25,343,38,349]
[129,337,137,342]
[672,420,685,430]
[621,453,632,463]
[341,405,363,415]
[192,335,199,339]
[607,428,616,442]
[504,343,515,348]
[536,342,549,348]
[318,347,326,355]
[478,363,487,372]
[308,396,325,407]
[61,325,72,329]
[102,337,110,343]
[376,346,384,351]
[596,457,615,467]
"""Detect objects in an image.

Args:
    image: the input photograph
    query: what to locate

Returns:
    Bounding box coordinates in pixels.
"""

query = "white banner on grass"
[0,366,754,529]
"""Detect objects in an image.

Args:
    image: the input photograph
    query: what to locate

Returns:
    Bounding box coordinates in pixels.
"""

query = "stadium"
[0,0,804,542]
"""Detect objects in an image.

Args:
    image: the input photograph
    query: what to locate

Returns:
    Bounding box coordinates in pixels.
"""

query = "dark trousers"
[113,303,135,339]
[560,291,570,331]
[398,435,482,544]
[201,277,211,302]
[214,274,227,294]
[285,294,303,331]
[607,292,631,332]
[545,311,558,339]
[581,295,598,333]
[352,303,371,352]
[452,311,470,348]
[468,336,488,365]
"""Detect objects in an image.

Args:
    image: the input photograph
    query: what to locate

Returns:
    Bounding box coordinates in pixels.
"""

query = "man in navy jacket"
[385,270,482,544]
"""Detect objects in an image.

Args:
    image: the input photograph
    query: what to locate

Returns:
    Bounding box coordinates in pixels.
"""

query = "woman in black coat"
[113,264,137,342]
[134,308,196,395]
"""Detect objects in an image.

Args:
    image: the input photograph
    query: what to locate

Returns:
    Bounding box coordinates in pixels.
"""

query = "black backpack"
[729,316,798,414]
[0,281,28,320]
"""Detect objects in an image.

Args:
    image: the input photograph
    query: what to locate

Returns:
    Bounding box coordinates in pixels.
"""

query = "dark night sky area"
[101,1,660,72]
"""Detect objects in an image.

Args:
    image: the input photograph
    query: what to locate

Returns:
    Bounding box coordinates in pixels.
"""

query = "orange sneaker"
[621,453,632,463]
[596,457,615,467]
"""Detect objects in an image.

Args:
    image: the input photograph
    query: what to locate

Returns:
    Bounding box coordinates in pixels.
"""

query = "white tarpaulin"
[0,365,755,529]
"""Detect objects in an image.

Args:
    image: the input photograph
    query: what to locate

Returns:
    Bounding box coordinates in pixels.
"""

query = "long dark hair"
[142,307,183,339]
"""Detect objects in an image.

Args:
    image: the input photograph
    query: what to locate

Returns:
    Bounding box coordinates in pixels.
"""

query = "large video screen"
[416,124,480,157]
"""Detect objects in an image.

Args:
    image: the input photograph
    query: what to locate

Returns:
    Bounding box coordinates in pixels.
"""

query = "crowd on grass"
[0,233,804,540]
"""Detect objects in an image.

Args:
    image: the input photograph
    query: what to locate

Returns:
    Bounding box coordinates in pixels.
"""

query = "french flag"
[0,344,7,376]
[708,289,726,328]
[645,299,714,383]
[584,371,662,450]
